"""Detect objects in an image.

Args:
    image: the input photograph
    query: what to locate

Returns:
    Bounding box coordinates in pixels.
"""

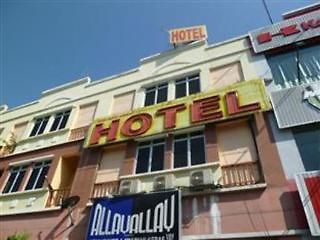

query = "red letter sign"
[225,91,260,115]
[121,113,152,137]
[89,120,120,145]
[191,96,222,123]
[156,104,186,129]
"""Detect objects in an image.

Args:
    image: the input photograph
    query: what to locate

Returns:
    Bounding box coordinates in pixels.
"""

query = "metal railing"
[68,126,89,141]
[220,161,261,187]
[91,181,119,199]
[47,188,71,207]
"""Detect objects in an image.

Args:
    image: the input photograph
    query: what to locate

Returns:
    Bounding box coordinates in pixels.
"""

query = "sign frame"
[249,10,320,53]
[169,25,207,45]
[86,190,181,240]
[295,171,320,236]
[85,79,271,148]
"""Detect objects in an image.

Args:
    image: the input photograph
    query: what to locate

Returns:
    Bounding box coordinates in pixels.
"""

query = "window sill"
[19,128,69,143]
[171,183,267,197]
[0,188,48,197]
[120,162,220,180]
[214,183,267,193]
[0,206,61,216]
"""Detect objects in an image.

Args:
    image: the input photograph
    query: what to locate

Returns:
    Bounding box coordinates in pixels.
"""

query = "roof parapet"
[0,104,8,113]
[87,68,139,87]
[41,77,91,97]
[140,40,207,64]
[282,2,320,20]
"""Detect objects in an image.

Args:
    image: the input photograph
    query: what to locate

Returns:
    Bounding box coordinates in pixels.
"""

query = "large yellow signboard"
[85,79,270,148]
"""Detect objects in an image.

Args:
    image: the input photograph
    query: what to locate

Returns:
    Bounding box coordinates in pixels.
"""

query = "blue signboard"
[87,190,180,240]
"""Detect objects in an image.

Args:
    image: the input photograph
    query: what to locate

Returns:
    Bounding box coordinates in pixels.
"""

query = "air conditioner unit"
[190,169,213,187]
[119,179,141,195]
[153,174,175,191]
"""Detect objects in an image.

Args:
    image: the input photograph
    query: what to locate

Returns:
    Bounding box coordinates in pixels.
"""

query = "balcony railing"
[220,161,261,187]
[91,181,119,199]
[68,126,89,141]
[47,188,71,207]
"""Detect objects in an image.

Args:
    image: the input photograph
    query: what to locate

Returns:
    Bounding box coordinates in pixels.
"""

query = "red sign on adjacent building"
[296,171,320,236]
[257,18,320,44]
[249,10,320,53]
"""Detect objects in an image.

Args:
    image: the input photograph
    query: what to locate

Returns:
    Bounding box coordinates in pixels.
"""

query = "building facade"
[0,4,319,240]
[249,2,320,238]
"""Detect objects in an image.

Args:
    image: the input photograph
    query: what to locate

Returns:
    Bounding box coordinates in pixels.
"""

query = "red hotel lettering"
[156,104,186,129]
[88,90,262,146]
[171,31,179,43]
[89,120,120,145]
[171,27,206,43]
[194,28,206,39]
[191,96,222,123]
[225,91,261,115]
[121,113,152,137]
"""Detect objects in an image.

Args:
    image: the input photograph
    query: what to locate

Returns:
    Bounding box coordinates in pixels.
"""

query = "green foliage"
[6,233,29,240]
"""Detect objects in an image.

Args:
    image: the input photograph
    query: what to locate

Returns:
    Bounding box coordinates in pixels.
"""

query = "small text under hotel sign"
[169,25,207,44]
[84,79,270,148]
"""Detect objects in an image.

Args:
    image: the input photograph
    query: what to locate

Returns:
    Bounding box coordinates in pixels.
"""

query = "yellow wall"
[51,157,62,189]
[86,79,270,148]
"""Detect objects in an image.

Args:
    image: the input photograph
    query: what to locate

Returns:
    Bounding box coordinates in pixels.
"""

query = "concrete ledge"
[0,206,61,217]
[213,183,267,193]
[182,229,310,239]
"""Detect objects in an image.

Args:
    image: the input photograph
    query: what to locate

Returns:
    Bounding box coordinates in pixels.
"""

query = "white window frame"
[175,74,200,98]
[144,83,168,106]
[173,131,206,169]
[50,109,71,132]
[25,160,51,190]
[2,165,28,193]
[29,115,50,137]
[135,139,166,174]
[29,108,72,137]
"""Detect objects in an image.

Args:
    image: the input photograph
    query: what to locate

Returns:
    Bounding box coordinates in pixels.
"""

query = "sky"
[0,0,318,108]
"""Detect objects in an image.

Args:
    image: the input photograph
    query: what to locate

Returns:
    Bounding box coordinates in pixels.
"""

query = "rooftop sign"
[169,25,207,45]
[249,10,320,53]
[84,79,270,148]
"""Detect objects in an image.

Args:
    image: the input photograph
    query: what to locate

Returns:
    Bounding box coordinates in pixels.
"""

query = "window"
[96,144,126,183]
[175,74,200,99]
[14,122,28,141]
[25,161,51,190]
[216,121,257,166]
[267,45,320,88]
[2,165,28,193]
[73,102,97,128]
[210,62,243,89]
[135,139,165,174]
[50,110,71,132]
[111,91,135,115]
[29,116,50,137]
[293,124,320,171]
[144,83,168,106]
[173,131,206,168]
